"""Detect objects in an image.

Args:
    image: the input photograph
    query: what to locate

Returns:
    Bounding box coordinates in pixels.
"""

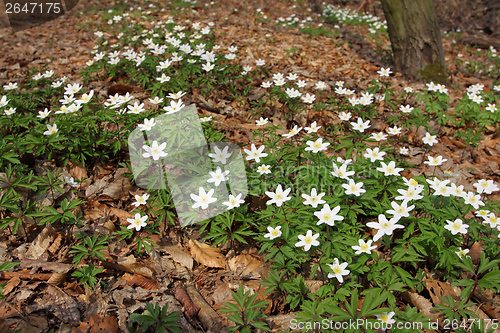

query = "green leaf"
[480,270,500,286]
[0,262,19,272]
[1,152,20,164]
[345,289,358,317]
[360,289,388,316]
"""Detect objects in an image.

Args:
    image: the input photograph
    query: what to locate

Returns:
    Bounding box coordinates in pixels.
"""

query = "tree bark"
[307,0,322,13]
[380,0,447,83]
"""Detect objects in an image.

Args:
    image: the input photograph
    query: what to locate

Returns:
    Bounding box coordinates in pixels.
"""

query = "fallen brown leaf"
[89,314,120,333]
[67,161,88,181]
[47,272,66,286]
[23,225,54,260]
[228,254,265,278]
[1,277,20,296]
[401,291,439,321]
[35,285,80,326]
[161,245,194,271]
[425,279,459,306]
[211,283,234,305]
[103,255,155,278]
[482,135,500,149]
[21,259,72,274]
[469,242,482,264]
[121,272,158,290]
[189,240,225,269]
[87,200,133,224]
[47,232,64,255]
[85,174,113,198]
[101,168,133,200]
[107,84,143,96]
[6,315,47,333]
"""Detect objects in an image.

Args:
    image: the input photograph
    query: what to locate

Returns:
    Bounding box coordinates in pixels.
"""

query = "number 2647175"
[5,2,61,14]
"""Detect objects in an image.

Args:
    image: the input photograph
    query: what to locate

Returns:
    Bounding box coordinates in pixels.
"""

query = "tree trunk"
[308,0,322,14]
[380,0,447,83]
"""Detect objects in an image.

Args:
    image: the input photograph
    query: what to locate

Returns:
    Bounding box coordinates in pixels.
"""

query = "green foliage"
[1,2,500,331]
[299,26,337,37]
[35,198,86,226]
[69,234,109,267]
[71,263,103,290]
[203,211,255,251]
[129,302,181,333]
[220,287,270,333]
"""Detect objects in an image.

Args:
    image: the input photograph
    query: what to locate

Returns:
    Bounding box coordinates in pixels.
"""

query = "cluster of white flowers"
[427,176,490,208]
[7,3,500,299]
[275,13,314,27]
[261,72,327,104]
[104,92,134,110]
[0,95,14,116]
[322,4,387,32]
[426,81,448,94]
[466,83,485,104]
[10,79,95,134]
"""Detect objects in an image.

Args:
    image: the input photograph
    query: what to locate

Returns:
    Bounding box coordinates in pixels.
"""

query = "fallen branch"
[458,35,500,50]
[356,0,374,13]
[175,284,200,318]
[185,284,229,333]
[196,96,221,114]
[472,287,500,320]
[0,271,52,281]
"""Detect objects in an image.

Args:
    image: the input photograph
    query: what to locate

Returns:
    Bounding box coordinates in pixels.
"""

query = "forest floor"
[0,0,500,332]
